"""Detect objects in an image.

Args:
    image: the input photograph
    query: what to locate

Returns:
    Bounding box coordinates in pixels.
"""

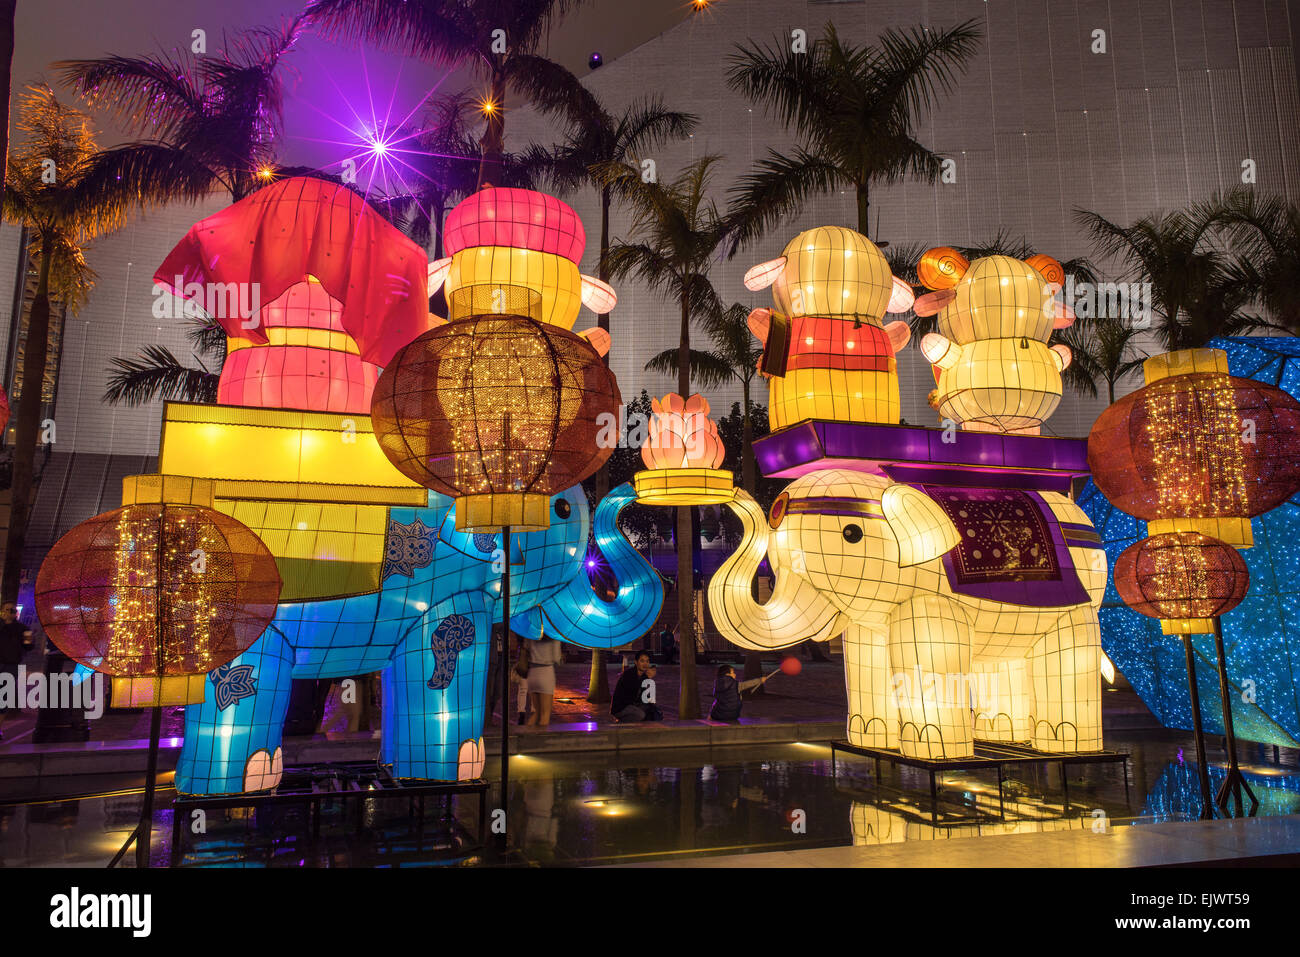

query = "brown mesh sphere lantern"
[1113,531,1250,636]
[35,475,282,708]
[371,295,620,532]
[1089,348,1300,547]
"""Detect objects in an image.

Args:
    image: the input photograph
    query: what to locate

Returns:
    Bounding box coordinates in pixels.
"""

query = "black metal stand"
[1180,634,1215,820]
[498,525,510,839]
[830,739,1131,823]
[1210,617,1259,817]
[108,703,163,868]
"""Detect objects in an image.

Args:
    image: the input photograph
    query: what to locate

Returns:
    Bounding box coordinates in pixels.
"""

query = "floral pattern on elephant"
[427,613,476,690]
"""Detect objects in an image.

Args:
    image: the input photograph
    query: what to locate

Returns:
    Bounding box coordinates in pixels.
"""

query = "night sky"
[13,0,691,169]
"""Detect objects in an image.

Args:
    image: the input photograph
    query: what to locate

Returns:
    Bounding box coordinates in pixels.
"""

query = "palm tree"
[1074,206,1266,351]
[647,301,772,688]
[645,302,761,494]
[604,156,734,720]
[1210,188,1300,335]
[529,93,698,350]
[525,94,698,702]
[56,17,305,205]
[1054,314,1148,405]
[2,87,126,605]
[103,319,224,407]
[305,0,592,188]
[725,20,982,251]
[0,0,15,196]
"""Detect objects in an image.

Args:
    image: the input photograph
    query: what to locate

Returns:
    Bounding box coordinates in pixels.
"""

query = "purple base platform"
[754,421,1090,493]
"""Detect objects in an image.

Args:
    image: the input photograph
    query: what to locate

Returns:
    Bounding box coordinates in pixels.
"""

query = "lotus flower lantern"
[633,393,735,506]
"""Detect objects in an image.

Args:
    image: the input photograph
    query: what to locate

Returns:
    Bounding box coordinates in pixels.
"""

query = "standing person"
[611,650,662,723]
[0,602,33,740]
[708,664,774,722]
[511,639,531,726]
[524,634,563,727]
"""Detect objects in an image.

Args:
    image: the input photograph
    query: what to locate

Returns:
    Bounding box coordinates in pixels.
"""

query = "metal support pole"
[498,525,511,836]
[136,704,162,868]
[1181,634,1215,820]
[1210,617,1258,817]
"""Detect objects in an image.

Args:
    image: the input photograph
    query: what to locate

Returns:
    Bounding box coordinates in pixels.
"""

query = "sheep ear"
[743,257,787,291]
[913,289,956,317]
[886,276,915,314]
[920,333,961,371]
[881,484,960,567]
[427,257,453,293]
[581,275,617,313]
[884,320,911,352]
[579,328,611,356]
[747,307,772,341]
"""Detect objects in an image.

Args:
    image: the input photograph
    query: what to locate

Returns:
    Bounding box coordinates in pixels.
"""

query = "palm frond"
[103,345,219,406]
[644,347,736,388]
[725,148,844,255]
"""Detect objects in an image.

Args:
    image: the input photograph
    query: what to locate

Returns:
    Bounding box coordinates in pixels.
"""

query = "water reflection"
[0,736,1296,866]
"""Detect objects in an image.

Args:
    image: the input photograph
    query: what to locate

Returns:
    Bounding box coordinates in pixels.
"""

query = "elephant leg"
[888,596,974,759]
[972,658,1033,744]
[387,598,491,781]
[842,624,896,749]
[1028,605,1103,753]
[176,627,294,795]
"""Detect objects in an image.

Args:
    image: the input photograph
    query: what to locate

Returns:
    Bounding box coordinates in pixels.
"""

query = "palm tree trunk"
[740,378,756,495]
[677,289,699,718]
[476,69,506,189]
[0,0,15,197]
[740,375,762,688]
[856,182,870,238]
[3,241,53,606]
[587,189,615,704]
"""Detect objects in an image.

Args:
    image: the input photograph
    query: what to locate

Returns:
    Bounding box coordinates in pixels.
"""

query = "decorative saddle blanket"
[920,485,1100,607]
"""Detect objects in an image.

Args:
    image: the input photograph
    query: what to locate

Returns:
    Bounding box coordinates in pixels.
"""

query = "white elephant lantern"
[708,467,1107,760]
[633,393,735,506]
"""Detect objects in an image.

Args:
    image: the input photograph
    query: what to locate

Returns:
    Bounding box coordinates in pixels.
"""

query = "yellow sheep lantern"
[744,227,915,429]
[915,249,1074,435]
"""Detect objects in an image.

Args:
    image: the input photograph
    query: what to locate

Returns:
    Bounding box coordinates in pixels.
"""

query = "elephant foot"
[243,747,284,792]
[1032,719,1082,754]
[974,712,1023,744]
[458,738,486,780]
[898,722,973,760]
[846,714,895,750]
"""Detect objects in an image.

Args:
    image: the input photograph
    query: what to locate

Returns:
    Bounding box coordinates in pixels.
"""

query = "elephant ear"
[881,485,961,567]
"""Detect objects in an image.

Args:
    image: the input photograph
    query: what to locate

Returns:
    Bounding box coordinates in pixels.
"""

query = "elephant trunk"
[709,490,844,651]
[539,484,664,650]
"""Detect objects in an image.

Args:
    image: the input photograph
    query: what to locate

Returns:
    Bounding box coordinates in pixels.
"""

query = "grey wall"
[508,0,1300,437]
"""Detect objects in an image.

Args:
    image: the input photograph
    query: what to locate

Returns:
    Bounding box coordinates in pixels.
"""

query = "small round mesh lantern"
[1113,531,1250,636]
[371,286,620,532]
[1089,348,1300,547]
[35,475,282,708]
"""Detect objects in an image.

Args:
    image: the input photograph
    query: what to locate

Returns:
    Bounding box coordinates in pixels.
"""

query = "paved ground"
[616,814,1300,868]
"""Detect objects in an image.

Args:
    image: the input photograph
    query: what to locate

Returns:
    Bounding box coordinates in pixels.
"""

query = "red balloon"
[780,656,802,676]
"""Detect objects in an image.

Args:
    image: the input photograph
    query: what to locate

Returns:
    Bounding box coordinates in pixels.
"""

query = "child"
[708,664,772,722]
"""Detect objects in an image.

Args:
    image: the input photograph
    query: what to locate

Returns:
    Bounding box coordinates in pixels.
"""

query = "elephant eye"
[554,499,572,519]
[842,523,863,543]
